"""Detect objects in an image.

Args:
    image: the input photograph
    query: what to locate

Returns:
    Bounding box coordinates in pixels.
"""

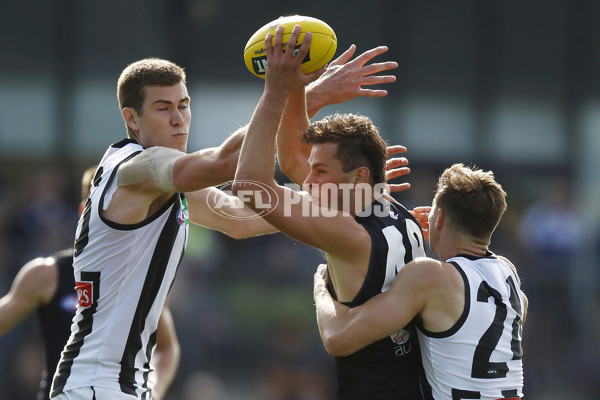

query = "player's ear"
[121,107,139,132]
[435,208,445,230]
[354,166,370,184]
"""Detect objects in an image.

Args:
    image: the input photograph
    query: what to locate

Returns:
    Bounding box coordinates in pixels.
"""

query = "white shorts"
[52,387,139,400]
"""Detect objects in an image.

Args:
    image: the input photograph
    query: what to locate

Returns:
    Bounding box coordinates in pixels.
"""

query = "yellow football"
[243,15,337,79]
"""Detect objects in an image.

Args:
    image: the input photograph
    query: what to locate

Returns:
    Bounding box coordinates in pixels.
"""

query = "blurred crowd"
[0,162,598,400]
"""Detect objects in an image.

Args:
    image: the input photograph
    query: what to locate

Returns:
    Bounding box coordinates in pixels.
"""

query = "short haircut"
[434,163,507,240]
[117,58,186,115]
[301,113,387,184]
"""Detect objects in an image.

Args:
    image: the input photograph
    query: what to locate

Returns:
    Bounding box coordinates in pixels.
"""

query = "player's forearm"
[277,86,311,185]
[234,91,287,195]
[0,299,27,335]
[306,85,327,119]
[314,273,345,354]
[218,125,246,164]
[152,346,179,400]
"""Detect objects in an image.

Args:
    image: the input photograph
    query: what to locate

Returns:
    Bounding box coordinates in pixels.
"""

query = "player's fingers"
[273,25,285,51]
[359,61,399,76]
[386,145,408,156]
[386,157,409,168]
[356,89,388,98]
[265,33,274,57]
[386,167,410,181]
[328,44,357,66]
[387,183,411,193]
[413,206,432,214]
[294,31,311,62]
[360,74,397,86]
[286,25,302,55]
[352,46,390,66]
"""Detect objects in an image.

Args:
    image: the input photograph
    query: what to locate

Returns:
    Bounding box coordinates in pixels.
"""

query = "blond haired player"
[314,164,528,400]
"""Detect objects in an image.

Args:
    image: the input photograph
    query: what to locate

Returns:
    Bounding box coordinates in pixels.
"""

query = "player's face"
[136,83,191,152]
[304,142,357,210]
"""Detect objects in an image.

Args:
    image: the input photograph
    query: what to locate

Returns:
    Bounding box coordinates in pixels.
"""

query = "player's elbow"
[212,157,237,184]
[278,156,306,186]
[231,180,254,206]
[321,330,355,357]
[278,157,295,181]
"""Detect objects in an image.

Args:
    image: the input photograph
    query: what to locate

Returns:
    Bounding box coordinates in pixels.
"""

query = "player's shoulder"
[17,257,60,301]
[21,256,59,276]
[403,257,444,280]
[496,254,522,286]
[407,257,464,287]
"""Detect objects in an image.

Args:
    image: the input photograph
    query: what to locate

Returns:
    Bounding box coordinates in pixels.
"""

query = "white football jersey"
[416,253,525,400]
[51,139,189,399]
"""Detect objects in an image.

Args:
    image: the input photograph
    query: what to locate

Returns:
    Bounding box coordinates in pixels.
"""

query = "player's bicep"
[0,259,57,334]
[173,148,236,192]
[346,261,431,345]
[118,146,186,193]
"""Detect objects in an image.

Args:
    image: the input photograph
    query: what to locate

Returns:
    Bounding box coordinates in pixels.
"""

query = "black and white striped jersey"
[51,139,189,399]
[416,253,525,400]
[329,197,432,399]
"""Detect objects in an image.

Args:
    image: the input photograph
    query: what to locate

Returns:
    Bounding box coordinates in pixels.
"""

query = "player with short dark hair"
[233,25,431,399]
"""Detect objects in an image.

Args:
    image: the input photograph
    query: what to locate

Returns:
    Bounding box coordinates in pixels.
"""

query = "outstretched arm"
[234,25,320,189]
[233,26,368,256]
[277,45,398,186]
[0,257,58,335]
[186,187,278,239]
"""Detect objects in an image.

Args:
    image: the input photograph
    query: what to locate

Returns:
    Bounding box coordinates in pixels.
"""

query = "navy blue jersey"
[328,197,432,400]
[36,248,77,400]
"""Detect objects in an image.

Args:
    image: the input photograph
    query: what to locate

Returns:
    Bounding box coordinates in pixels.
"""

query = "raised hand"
[306,45,398,116]
[409,206,431,242]
[265,25,324,96]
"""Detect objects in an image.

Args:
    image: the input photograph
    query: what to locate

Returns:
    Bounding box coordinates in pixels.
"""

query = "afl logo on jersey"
[390,328,410,345]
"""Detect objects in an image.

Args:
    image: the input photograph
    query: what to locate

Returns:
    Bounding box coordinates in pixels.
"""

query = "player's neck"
[438,236,488,261]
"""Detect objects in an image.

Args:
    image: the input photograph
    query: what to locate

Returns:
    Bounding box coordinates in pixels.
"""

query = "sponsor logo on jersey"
[389,211,399,220]
[75,281,93,308]
[390,328,409,345]
[177,198,189,225]
[60,293,79,313]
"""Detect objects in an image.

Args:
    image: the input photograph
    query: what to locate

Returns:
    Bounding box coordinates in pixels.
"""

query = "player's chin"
[171,135,188,152]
